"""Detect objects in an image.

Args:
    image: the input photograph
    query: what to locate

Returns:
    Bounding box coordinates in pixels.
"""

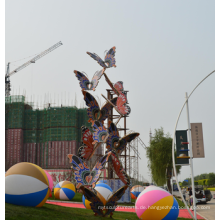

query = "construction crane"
[5,41,63,97]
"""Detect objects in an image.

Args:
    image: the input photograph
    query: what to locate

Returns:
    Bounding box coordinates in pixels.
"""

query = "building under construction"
[5,95,91,171]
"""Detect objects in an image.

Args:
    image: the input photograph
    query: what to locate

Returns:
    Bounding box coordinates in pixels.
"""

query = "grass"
[49,191,191,209]
[5,203,194,220]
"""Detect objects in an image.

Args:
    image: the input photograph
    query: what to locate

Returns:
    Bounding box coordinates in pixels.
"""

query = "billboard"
[176,130,189,165]
[191,123,205,158]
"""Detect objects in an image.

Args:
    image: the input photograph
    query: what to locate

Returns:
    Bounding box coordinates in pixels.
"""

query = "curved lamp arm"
[172,70,215,220]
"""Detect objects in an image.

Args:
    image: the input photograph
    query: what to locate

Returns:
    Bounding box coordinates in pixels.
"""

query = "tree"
[205,179,211,186]
[208,173,215,186]
[182,181,188,186]
[199,173,208,180]
[146,127,181,193]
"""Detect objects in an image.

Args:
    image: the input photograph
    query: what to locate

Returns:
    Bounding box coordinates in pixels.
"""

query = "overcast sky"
[4,0,215,183]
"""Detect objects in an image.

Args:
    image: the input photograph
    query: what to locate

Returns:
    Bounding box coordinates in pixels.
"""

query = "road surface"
[173,190,215,220]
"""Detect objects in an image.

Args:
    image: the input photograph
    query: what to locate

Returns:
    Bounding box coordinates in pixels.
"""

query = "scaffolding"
[103,89,142,192]
[5,95,90,170]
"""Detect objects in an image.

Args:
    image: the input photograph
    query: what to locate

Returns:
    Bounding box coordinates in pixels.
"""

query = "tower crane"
[5,41,63,97]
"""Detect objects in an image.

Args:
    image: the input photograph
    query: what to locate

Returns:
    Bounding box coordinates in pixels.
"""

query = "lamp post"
[172,70,215,220]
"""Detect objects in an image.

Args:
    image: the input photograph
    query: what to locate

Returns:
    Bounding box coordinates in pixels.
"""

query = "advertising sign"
[46,169,75,187]
[191,123,205,158]
[176,130,189,165]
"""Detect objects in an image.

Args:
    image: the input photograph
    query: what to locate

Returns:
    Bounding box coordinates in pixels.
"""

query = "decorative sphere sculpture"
[135,186,179,220]
[54,181,76,200]
[82,182,113,209]
[94,183,113,205]
[130,185,145,199]
[44,170,53,197]
[82,195,92,209]
[5,162,50,207]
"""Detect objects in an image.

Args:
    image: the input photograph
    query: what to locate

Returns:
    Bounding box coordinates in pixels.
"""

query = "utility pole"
[185,92,197,219]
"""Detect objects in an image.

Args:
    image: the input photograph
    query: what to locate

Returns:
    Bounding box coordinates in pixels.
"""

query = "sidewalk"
[46,200,205,219]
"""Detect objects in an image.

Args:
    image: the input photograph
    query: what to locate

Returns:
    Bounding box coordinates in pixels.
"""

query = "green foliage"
[194,173,211,181]
[209,173,215,185]
[194,181,198,186]
[5,203,140,220]
[197,179,208,186]
[182,181,188,186]
[198,180,203,185]
[207,187,215,191]
[146,127,181,187]
[206,179,211,186]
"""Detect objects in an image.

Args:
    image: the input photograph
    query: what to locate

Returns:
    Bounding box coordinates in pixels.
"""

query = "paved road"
[173,191,215,220]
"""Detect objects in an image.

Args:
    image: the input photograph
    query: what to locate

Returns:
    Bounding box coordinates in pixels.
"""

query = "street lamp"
[172,70,215,220]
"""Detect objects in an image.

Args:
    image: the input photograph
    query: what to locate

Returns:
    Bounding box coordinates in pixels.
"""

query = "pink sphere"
[44,170,53,197]
[135,186,179,220]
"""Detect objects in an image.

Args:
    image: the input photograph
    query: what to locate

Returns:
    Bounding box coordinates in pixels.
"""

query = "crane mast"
[5,41,63,97]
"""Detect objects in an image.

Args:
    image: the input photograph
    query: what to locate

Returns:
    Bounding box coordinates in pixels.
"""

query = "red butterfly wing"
[78,126,94,160]
[82,126,94,147]
[114,81,123,92]
[116,92,131,116]
[116,92,127,106]
[111,151,130,185]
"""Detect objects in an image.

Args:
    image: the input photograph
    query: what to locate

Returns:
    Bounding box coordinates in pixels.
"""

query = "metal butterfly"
[87,46,116,69]
[67,153,110,189]
[74,70,103,91]
[106,121,140,155]
[92,121,109,145]
[83,91,117,124]
[80,184,128,217]
[78,126,95,160]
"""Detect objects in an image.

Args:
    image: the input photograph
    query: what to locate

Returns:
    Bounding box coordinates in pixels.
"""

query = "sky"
[4,0,216,184]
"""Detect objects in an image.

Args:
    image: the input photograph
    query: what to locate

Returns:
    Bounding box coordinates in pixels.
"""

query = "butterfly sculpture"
[69,46,141,217]
[87,46,116,69]
[103,72,124,96]
[102,73,131,116]
[115,91,131,116]
[92,121,108,145]
[83,91,117,124]
[80,185,128,217]
[108,149,130,185]
[106,121,140,155]
[78,126,95,160]
[67,153,111,189]
[78,125,105,161]
[74,70,103,91]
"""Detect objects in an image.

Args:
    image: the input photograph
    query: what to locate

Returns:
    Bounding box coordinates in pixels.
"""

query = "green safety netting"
[6,96,91,144]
